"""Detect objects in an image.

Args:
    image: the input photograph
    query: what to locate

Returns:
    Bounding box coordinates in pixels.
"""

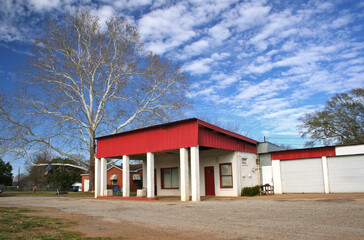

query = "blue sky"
[1,0,364,173]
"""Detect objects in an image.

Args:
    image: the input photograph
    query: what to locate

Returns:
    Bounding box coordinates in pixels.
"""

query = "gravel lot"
[1,194,364,239]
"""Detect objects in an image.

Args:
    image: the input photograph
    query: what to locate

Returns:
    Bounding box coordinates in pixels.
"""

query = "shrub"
[241,185,260,197]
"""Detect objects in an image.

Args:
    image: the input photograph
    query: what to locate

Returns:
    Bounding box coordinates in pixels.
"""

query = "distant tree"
[0,158,13,186]
[298,88,364,146]
[0,10,190,191]
[26,152,83,191]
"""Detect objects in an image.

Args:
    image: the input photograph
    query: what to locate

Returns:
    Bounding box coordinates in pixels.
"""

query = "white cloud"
[183,39,210,58]
[209,24,231,41]
[183,58,213,75]
[29,0,61,11]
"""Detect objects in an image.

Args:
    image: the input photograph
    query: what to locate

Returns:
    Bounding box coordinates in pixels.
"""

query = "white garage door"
[328,155,364,193]
[281,158,324,193]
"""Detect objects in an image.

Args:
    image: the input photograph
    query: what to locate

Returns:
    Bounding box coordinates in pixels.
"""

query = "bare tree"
[298,88,364,146]
[0,11,190,191]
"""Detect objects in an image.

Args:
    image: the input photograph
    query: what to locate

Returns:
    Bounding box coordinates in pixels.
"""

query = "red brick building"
[81,164,143,192]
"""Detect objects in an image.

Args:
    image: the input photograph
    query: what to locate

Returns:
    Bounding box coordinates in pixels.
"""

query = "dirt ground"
[1,193,364,239]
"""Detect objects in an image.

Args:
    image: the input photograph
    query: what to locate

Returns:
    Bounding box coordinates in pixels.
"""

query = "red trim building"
[94,118,259,201]
[82,165,142,192]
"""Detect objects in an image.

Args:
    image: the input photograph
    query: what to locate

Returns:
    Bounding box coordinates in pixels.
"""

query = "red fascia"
[96,119,198,158]
[271,146,336,160]
[197,119,257,144]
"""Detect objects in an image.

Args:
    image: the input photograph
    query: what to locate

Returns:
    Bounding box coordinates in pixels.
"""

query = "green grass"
[0,191,94,197]
[0,207,123,240]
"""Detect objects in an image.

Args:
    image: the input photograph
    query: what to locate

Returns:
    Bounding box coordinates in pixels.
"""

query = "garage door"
[281,158,324,193]
[328,155,364,193]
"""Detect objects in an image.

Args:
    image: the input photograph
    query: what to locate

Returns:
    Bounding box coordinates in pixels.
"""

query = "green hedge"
[241,185,260,197]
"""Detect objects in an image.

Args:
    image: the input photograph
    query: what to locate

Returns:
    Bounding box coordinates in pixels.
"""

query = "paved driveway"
[1,194,364,239]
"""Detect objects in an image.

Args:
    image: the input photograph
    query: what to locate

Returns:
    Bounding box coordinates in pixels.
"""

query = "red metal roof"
[271,146,336,160]
[96,118,257,158]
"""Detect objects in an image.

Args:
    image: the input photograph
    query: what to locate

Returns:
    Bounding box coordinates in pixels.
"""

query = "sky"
[0,0,364,174]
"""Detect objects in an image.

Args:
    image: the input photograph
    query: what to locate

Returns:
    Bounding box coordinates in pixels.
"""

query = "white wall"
[336,144,364,156]
[240,152,259,188]
[154,149,257,197]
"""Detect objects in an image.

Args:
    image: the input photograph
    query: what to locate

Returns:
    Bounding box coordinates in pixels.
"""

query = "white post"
[191,146,200,202]
[123,155,130,197]
[142,159,147,188]
[94,157,101,198]
[322,156,330,194]
[180,148,189,201]
[234,152,241,197]
[147,152,155,198]
[272,160,282,194]
[100,158,107,196]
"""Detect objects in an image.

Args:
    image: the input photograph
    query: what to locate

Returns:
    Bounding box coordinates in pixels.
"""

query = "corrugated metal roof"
[271,146,336,160]
[96,118,257,158]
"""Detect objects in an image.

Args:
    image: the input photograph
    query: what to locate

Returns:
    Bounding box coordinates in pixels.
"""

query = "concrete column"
[322,156,330,193]
[272,160,282,194]
[123,155,130,197]
[142,160,147,188]
[234,151,241,197]
[147,152,155,198]
[180,148,189,201]
[100,158,107,196]
[94,157,101,198]
[191,146,200,202]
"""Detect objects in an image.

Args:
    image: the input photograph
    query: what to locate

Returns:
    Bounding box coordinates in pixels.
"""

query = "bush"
[241,185,260,197]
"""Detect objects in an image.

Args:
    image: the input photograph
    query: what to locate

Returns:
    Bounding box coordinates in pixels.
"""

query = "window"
[220,163,233,188]
[161,168,179,189]
[112,180,117,185]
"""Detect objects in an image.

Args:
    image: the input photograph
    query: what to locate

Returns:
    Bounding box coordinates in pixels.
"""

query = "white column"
[100,158,107,196]
[272,160,282,194]
[322,156,330,194]
[191,146,200,202]
[180,148,189,201]
[123,155,130,197]
[147,152,155,198]
[142,160,147,188]
[234,151,241,197]
[94,157,101,198]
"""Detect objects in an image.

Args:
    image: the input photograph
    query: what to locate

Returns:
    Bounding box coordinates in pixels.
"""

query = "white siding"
[335,145,364,156]
[281,158,325,193]
[328,155,364,193]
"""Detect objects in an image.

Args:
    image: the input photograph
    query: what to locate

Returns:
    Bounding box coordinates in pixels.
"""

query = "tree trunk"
[88,132,96,192]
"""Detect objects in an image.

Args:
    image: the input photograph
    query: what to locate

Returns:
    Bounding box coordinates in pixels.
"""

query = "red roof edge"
[271,146,336,160]
[197,119,257,145]
[96,118,198,140]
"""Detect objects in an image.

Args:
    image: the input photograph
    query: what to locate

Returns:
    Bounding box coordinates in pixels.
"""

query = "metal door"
[204,166,215,196]
[281,158,324,193]
[328,155,364,192]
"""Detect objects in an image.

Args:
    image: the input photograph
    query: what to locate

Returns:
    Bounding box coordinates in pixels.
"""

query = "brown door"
[204,166,215,196]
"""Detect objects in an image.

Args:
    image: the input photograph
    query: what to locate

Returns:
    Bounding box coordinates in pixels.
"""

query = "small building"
[82,164,142,192]
[260,143,364,194]
[94,118,259,201]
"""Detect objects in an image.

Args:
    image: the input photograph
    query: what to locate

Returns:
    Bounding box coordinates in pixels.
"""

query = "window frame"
[219,163,233,188]
[161,167,179,189]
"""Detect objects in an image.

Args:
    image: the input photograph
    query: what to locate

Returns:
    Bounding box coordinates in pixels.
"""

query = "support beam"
[142,160,147,188]
[322,156,330,194]
[147,152,155,198]
[180,148,189,201]
[191,146,200,202]
[94,157,101,198]
[272,160,282,194]
[100,158,107,196]
[123,155,130,197]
